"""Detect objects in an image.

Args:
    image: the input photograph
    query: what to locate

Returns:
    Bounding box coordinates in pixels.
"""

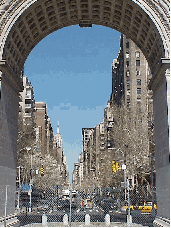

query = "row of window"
[126,71,140,77]
[125,51,140,58]
[127,98,142,107]
[126,60,140,67]
[126,79,141,86]
[126,87,141,94]
[126,70,141,77]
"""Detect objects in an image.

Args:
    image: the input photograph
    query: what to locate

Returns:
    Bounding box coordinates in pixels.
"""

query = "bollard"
[42,214,47,227]
[105,214,110,226]
[85,214,90,226]
[63,214,68,226]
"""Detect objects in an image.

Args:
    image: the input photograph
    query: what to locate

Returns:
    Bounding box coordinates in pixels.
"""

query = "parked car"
[136,201,157,213]
[121,203,134,214]
[101,199,118,212]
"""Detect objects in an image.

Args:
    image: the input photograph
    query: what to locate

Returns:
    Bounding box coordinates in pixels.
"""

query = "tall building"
[34,102,48,155]
[19,75,35,126]
[78,153,84,184]
[17,75,36,187]
[53,122,63,165]
[46,117,53,155]
[52,122,70,187]
[111,36,124,104]
[110,34,154,185]
[72,162,80,189]
[111,34,152,119]
[82,128,94,176]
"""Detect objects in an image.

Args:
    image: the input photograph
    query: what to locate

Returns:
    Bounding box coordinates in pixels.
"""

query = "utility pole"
[29,153,32,212]
[69,187,72,227]
[122,164,127,201]
[127,180,132,227]
[26,146,32,213]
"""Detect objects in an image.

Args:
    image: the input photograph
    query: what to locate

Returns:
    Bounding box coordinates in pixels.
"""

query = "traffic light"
[112,161,120,172]
[112,161,116,172]
[115,162,120,171]
[40,164,44,176]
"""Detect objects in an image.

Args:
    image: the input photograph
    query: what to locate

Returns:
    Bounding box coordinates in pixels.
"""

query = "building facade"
[34,102,48,155]
[19,75,35,126]
[78,34,155,196]
[109,34,155,190]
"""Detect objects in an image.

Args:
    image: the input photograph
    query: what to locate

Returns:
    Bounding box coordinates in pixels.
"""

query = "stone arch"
[0,0,169,77]
[0,0,170,226]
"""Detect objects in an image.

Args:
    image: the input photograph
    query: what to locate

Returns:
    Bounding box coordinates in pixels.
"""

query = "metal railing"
[0,185,19,227]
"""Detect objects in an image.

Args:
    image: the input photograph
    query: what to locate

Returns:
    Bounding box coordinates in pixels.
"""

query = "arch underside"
[1,0,166,77]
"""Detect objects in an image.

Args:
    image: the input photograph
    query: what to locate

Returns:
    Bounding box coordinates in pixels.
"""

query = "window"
[126,52,129,58]
[136,60,140,66]
[135,52,140,58]
[137,98,141,103]
[137,88,141,94]
[127,90,130,95]
[127,80,130,86]
[126,42,129,48]
[126,61,129,67]
[137,79,141,85]
[137,70,140,75]
[126,71,130,77]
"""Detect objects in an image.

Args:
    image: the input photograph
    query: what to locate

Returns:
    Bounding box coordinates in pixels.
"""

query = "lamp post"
[26,146,32,212]
[69,186,72,227]
[127,179,132,227]
[17,166,23,213]
[149,154,154,208]
[122,164,127,202]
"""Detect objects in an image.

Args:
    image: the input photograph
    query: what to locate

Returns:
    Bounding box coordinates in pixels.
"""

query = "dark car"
[101,199,118,212]
[61,199,70,208]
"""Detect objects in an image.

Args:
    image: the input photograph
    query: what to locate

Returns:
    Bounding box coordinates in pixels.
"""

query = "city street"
[17,197,155,227]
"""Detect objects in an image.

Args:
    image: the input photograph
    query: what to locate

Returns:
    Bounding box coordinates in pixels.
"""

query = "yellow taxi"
[85,198,93,209]
[121,204,134,213]
[138,201,157,213]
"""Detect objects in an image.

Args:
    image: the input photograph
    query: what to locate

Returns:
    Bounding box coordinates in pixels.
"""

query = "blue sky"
[24,24,121,183]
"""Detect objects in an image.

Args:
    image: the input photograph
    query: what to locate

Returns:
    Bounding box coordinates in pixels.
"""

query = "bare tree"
[110,99,150,181]
[17,114,36,184]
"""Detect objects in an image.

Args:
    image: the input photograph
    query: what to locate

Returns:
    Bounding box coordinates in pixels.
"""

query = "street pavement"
[17,197,155,227]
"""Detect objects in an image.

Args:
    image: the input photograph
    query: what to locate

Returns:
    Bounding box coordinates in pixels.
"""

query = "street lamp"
[26,146,32,212]
[127,179,132,227]
[16,166,24,213]
[69,186,72,227]
[122,164,127,202]
[148,154,154,208]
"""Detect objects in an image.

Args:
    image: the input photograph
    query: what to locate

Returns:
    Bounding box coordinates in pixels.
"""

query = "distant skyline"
[24,24,121,183]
